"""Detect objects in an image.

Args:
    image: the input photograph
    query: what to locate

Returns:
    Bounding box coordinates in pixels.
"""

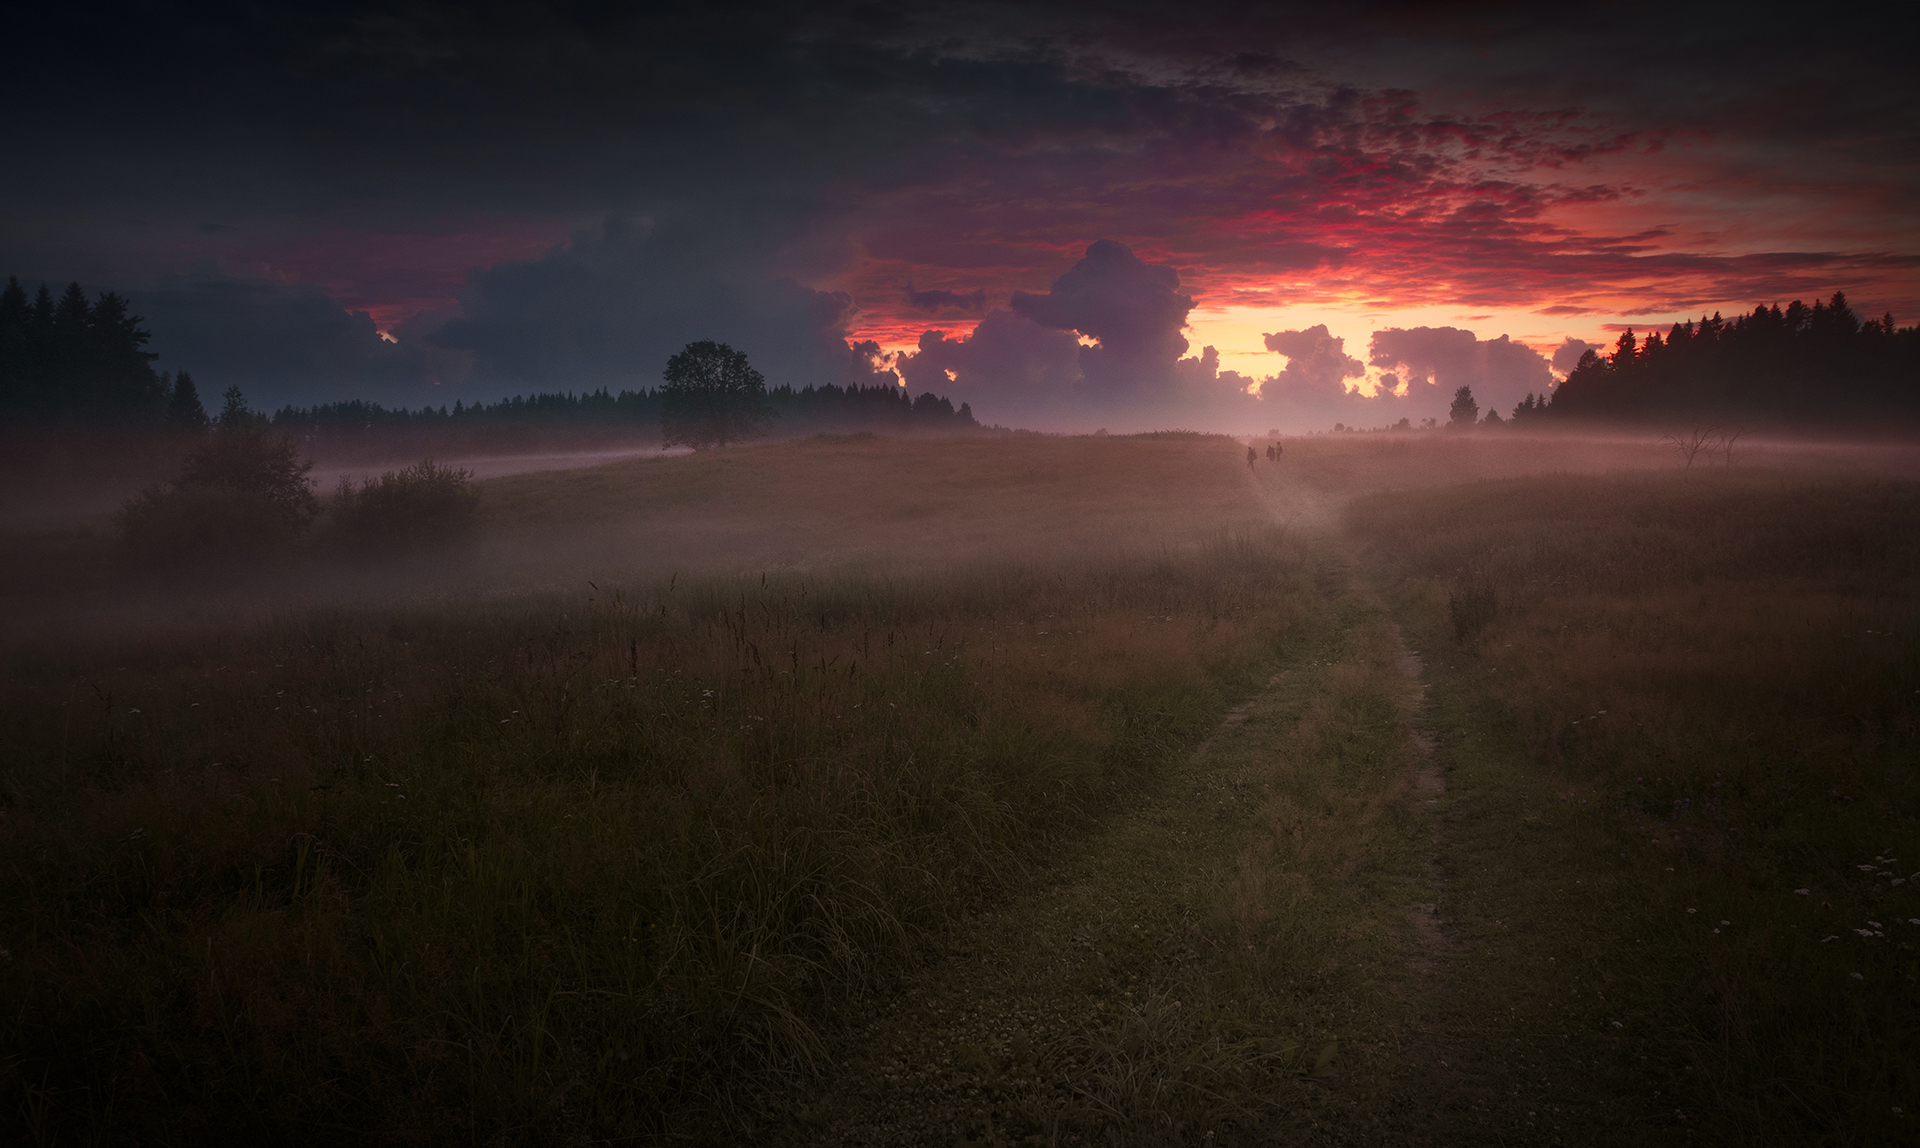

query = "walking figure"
[1247,445,1257,470]
[1265,444,1276,461]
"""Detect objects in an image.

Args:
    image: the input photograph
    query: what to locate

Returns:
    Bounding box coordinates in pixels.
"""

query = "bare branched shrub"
[1660,424,1719,468]
[1715,424,1752,467]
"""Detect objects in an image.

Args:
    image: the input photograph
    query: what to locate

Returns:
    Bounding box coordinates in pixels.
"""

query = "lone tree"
[660,340,768,449]
[1447,385,1480,429]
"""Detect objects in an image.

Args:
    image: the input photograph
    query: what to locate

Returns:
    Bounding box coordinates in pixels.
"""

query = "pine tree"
[167,370,209,431]
[0,277,28,415]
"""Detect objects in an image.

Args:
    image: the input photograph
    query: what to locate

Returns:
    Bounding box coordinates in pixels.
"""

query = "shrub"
[117,483,311,565]
[117,412,318,566]
[327,459,479,554]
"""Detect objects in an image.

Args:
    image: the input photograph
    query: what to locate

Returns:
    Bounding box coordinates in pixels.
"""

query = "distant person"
[1265,444,1276,461]
[1247,445,1257,470]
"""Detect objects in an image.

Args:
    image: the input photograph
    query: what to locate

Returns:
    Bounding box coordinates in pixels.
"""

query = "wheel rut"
[769,651,1343,1145]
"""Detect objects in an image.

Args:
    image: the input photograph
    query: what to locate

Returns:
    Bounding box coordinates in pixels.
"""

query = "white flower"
[1852,973,1864,980]
[1686,908,1697,914]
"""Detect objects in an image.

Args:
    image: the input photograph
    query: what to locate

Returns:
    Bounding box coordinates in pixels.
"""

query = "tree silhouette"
[1546,292,1918,424]
[118,386,317,564]
[659,340,768,449]
[0,277,164,421]
[1448,385,1479,428]
[166,370,209,431]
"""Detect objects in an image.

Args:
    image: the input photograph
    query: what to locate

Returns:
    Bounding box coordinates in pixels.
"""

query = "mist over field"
[4,1,1917,1143]
[4,422,1919,1145]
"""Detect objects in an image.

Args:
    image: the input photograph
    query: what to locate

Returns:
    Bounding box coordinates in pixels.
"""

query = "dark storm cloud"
[1011,240,1194,399]
[905,285,988,315]
[895,310,1084,420]
[1368,327,1554,418]
[130,267,428,410]
[431,216,875,393]
[0,2,1911,410]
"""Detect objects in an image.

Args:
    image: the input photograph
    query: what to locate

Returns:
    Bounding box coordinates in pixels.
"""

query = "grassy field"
[1343,468,1920,1143]
[3,429,1917,1144]
[1,432,1316,1142]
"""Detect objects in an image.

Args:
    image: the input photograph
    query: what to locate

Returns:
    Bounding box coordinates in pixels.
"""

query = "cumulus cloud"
[1262,326,1367,393]
[1551,336,1601,376]
[1367,326,1555,420]
[432,216,890,396]
[131,265,429,410]
[895,308,1083,422]
[905,284,987,315]
[900,240,1264,428]
[1010,239,1194,400]
[1254,324,1403,428]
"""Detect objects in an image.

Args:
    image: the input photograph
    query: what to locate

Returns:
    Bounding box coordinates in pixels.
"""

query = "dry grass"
[1347,466,1920,1142]
[0,433,1313,1144]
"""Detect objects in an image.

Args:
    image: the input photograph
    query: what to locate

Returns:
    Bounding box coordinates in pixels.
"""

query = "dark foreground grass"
[1,530,1309,1143]
[1348,468,1920,1143]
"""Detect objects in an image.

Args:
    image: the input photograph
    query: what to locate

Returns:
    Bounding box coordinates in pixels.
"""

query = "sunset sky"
[3,1,1914,430]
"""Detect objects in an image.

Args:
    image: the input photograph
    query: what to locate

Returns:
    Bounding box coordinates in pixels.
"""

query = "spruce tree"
[167,370,209,431]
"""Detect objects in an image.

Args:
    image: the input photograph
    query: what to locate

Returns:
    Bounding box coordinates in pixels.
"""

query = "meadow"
[1343,465,1920,1143]
[3,428,1917,1145]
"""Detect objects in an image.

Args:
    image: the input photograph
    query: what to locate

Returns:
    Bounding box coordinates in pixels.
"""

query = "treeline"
[1535,292,1919,425]
[2,273,980,447]
[0,277,199,423]
[270,381,978,445]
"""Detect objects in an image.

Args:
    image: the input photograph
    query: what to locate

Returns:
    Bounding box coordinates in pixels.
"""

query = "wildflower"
[1852,973,1864,980]
[1686,908,1697,914]
[1720,920,1730,926]
[1795,889,1810,895]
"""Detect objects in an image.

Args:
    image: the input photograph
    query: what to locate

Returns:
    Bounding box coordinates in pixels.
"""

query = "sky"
[3,1,1915,431]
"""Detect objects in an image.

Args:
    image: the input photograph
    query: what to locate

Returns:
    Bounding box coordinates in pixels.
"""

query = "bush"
[117,483,311,566]
[117,416,318,567]
[326,459,479,554]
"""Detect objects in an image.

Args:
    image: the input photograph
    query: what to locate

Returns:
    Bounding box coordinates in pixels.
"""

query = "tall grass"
[1,529,1307,1142]
[1347,469,1920,1140]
